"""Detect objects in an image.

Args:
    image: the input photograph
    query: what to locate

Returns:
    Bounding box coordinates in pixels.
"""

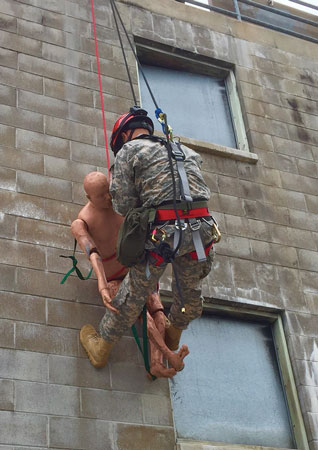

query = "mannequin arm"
[70,218,119,314]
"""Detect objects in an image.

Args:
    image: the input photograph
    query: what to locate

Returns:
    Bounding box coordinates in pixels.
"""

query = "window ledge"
[179,135,258,164]
[154,132,258,163]
[176,439,294,450]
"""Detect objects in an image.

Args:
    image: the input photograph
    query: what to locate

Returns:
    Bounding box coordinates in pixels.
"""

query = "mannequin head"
[83,171,112,209]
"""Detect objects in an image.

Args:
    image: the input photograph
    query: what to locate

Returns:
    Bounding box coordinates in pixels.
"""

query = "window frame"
[161,297,310,450]
[135,40,250,154]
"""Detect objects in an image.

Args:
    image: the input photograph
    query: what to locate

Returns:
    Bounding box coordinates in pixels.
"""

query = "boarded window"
[170,314,296,448]
[139,64,237,149]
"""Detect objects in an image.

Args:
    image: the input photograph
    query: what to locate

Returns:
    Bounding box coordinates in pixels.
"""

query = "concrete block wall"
[0,0,317,449]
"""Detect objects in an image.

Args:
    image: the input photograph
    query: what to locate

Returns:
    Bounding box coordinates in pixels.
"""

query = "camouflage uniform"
[99,138,214,343]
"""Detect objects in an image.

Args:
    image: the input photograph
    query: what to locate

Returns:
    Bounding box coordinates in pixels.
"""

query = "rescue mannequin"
[72,171,189,378]
[79,108,215,369]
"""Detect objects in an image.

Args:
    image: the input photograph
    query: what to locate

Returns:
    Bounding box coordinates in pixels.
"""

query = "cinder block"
[213,193,245,217]
[0,47,18,69]
[281,92,317,116]
[42,42,91,71]
[0,213,16,239]
[298,249,318,272]
[44,78,94,107]
[307,413,318,440]
[244,199,289,226]
[48,354,111,389]
[305,292,318,315]
[17,18,67,47]
[1,190,46,221]
[81,388,143,423]
[44,197,81,226]
[287,334,318,363]
[0,124,15,148]
[17,171,72,202]
[247,114,289,140]
[299,386,318,415]
[0,238,46,270]
[47,298,104,330]
[49,416,114,450]
[217,234,252,259]
[44,155,96,183]
[0,167,16,191]
[15,381,80,416]
[15,322,79,356]
[80,35,113,60]
[0,291,46,324]
[72,181,87,205]
[0,411,47,446]
[111,362,170,396]
[116,423,175,450]
[238,162,282,188]
[0,380,14,411]
[18,90,68,119]
[270,223,315,251]
[68,102,106,128]
[16,266,99,304]
[0,319,14,349]
[280,172,318,196]
[0,84,16,107]
[16,129,70,159]
[288,124,318,147]
[0,348,47,382]
[44,116,96,145]
[289,210,318,232]
[115,78,136,102]
[285,312,318,338]
[295,360,318,387]
[94,91,132,115]
[0,30,41,57]
[297,160,318,179]
[241,81,281,108]
[0,0,43,23]
[42,9,91,36]
[263,186,307,210]
[0,264,16,291]
[0,104,43,133]
[0,12,17,32]
[272,136,314,160]
[0,146,44,174]
[142,394,173,426]
[251,240,298,268]
[17,216,71,249]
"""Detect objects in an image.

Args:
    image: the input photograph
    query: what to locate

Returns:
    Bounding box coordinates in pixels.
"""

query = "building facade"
[0,0,317,449]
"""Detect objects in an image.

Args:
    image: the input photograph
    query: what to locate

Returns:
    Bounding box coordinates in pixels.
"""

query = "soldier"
[80,108,215,369]
[73,171,188,378]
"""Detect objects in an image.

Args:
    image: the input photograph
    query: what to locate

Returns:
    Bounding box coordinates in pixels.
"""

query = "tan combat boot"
[80,324,113,368]
[165,320,183,351]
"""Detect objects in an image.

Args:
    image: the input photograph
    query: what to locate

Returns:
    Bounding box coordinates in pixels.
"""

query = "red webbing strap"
[189,241,213,260]
[101,252,117,262]
[156,207,210,221]
[90,0,111,179]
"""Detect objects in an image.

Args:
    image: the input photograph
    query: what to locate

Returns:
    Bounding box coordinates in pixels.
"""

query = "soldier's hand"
[100,288,120,315]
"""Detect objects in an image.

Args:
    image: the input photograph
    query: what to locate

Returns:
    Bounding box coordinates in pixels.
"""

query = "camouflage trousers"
[99,221,214,343]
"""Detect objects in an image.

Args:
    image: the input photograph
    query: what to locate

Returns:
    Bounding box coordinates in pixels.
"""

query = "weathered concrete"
[0,0,317,448]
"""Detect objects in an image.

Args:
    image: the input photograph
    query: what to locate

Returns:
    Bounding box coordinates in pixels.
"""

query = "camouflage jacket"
[110,137,211,216]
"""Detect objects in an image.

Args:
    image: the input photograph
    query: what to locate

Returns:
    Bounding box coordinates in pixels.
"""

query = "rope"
[90,0,111,179]
[110,0,137,105]
[109,0,159,110]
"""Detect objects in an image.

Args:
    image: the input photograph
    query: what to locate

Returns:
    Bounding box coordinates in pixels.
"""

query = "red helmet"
[110,106,154,155]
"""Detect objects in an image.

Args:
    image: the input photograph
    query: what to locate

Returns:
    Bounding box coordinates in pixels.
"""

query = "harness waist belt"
[156,207,210,222]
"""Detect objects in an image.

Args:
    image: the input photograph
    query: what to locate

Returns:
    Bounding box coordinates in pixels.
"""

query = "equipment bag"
[116,206,156,267]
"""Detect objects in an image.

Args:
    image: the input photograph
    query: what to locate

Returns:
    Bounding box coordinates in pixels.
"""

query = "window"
[137,42,249,152]
[166,305,309,449]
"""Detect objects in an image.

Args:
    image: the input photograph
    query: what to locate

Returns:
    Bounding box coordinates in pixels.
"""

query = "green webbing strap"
[131,305,156,380]
[60,240,93,284]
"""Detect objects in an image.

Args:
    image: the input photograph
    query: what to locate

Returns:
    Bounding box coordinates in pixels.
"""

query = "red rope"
[90,0,111,179]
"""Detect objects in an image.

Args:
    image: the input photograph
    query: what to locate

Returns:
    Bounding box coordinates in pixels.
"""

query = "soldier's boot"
[80,324,113,368]
[165,320,183,351]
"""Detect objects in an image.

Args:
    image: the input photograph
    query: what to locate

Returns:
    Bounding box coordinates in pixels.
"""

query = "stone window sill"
[155,132,258,164]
